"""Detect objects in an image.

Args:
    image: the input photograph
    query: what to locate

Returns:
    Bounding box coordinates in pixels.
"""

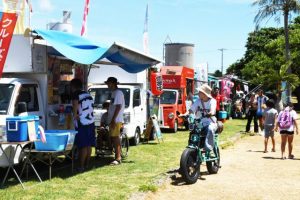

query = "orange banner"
[0,12,18,77]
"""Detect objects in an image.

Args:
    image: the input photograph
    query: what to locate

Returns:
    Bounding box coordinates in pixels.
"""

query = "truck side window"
[16,84,39,112]
[133,89,141,107]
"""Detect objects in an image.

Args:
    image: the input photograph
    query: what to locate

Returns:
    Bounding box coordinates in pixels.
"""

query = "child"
[275,102,299,159]
[262,99,278,153]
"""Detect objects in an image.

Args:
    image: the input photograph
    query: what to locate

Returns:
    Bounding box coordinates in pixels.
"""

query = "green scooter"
[180,115,221,184]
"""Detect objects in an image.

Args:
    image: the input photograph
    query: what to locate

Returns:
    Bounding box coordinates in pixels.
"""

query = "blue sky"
[3,0,284,72]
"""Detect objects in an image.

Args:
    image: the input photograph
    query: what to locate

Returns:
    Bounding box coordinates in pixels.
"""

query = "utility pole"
[218,48,227,75]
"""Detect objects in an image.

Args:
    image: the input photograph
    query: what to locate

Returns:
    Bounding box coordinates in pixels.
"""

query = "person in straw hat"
[189,84,217,151]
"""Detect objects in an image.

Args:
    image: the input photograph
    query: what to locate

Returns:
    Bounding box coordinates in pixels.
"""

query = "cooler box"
[34,130,71,151]
[218,111,227,120]
[6,115,39,142]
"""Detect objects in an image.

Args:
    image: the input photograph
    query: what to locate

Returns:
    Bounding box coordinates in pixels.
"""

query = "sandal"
[110,160,121,165]
[281,157,286,160]
[271,149,276,152]
[288,155,294,159]
[263,150,268,153]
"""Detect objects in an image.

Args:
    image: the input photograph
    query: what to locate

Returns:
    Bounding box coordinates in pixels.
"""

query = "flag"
[143,4,149,55]
[80,0,89,36]
[2,0,32,34]
[0,12,18,77]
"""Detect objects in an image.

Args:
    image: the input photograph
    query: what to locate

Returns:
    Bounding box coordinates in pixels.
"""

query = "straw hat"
[195,84,212,98]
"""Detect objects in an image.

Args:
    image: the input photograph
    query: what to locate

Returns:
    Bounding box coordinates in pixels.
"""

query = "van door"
[133,88,143,129]
[15,84,45,127]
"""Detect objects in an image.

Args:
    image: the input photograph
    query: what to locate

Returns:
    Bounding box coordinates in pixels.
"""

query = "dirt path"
[144,132,300,200]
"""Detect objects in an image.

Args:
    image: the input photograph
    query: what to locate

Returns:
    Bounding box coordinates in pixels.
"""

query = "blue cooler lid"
[6,115,39,121]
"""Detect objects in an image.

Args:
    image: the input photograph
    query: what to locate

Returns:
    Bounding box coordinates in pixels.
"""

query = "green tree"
[242,29,300,92]
[227,27,283,78]
[213,70,223,77]
[252,0,300,101]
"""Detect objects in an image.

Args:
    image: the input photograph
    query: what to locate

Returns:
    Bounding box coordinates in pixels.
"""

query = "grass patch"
[0,119,247,200]
[138,184,158,192]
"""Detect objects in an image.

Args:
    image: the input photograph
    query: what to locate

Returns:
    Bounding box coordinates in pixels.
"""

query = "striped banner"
[80,0,89,36]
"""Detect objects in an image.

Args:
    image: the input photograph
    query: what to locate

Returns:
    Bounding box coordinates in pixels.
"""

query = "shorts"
[75,123,96,149]
[109,122,122,137]
[264,125,274,138]
[280,130,294,135]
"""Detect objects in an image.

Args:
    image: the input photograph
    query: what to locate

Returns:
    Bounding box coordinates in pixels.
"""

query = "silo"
[164,43,194,68]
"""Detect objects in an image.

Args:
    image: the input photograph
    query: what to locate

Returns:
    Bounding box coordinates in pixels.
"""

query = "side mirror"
[17,102,27,114]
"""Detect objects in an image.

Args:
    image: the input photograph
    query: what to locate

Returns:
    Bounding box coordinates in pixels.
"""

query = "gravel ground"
[144,126,300,200]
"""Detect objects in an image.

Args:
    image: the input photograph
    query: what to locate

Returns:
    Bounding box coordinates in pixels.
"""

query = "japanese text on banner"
[0,12,18,77]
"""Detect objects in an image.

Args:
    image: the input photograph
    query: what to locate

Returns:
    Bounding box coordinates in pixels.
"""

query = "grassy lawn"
[0,119,247,200]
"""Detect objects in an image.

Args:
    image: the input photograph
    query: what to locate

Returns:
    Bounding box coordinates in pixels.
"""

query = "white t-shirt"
[190,98,217,127]
[277,109,298,132]
[108,89,125,123]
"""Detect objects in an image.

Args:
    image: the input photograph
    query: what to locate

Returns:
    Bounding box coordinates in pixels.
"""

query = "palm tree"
[252,0,300,102]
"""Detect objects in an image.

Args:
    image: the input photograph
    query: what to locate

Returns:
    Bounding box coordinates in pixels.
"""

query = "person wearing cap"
[70,78,95,172]
[189,84,217,151]
[105,77,125,165]
[245,92,258,133]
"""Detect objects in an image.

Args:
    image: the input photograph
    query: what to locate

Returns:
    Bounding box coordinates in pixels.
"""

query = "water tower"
[164,43,194,68]
[47,11,73,33]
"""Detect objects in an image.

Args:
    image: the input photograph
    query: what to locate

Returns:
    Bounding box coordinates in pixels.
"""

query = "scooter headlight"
[188,123,194,131]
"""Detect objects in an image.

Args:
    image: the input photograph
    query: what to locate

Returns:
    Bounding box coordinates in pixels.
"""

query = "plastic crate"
[6,115,39,142]
[35,130,69,151]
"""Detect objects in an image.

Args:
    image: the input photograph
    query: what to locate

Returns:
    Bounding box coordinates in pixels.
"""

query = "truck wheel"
[131,128,141,146]
[171,120,178,133]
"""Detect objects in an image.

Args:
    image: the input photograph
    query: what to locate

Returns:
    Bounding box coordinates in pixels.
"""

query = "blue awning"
[33,30,160,73]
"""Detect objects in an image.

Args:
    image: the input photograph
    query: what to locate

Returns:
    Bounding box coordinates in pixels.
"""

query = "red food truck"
[158,66,194,133]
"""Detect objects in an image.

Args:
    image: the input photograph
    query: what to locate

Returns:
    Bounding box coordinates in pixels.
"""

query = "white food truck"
[0,32,159,166]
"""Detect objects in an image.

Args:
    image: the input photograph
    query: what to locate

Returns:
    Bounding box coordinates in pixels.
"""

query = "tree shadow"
[247,150,265,153]
[262,156,300,160]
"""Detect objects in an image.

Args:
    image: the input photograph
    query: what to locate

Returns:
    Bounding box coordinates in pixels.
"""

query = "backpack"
[278,107,293,129]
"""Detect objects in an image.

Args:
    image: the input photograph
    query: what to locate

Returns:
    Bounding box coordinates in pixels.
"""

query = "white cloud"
[38,0,54,12]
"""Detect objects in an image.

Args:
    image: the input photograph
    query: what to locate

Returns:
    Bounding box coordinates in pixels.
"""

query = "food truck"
[158,66,194,133]
[0,31,160,166]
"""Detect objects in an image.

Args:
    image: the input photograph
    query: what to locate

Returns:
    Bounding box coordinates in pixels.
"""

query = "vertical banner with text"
[0,12,18,77]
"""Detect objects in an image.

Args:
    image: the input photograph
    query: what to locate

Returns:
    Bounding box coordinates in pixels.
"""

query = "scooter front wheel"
[180,148,200,184]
